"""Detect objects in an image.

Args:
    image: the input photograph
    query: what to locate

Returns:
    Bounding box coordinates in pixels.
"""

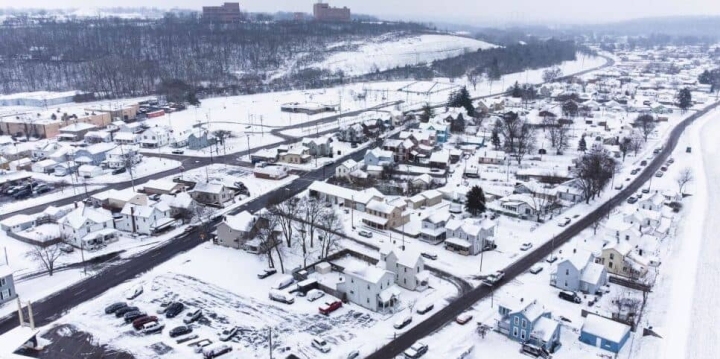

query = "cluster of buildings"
[202,2,243,22]
[313,1,351,22]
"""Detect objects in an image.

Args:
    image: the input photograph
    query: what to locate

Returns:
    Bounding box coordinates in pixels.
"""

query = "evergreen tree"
[491,129,501,149]
[578,135,587,152]
[510,81,522,97]
[447,87,475,115]
[676,87,692,112]
[451,113,466,133]
[465,185,487,216]
[420,103,433,123]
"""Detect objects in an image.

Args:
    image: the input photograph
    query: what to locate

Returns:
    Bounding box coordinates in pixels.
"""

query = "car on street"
[455,313,473,325]
[184,308,202,324]
[420,252,437,260]
[558,290,582,304]
[312,337,331,353]
[115,306,139,318]
[165,302,185,318]
[358,230,373,238]
[112,167,126,175]
[59,244,74,253]
[123,311,146,323]
[33,184,52,195]
[529,264,543,274]
[482,271,505,286]
[319,300,343,315]
[169,325,193,338]
[393,316,413,330]
[306,289,325,302]
[257,268,277,279]
[627,196,638,204]
[403,342,429,359]
[520,242,533,251]
[219,327,238,342]
[557,217,571,227]
[416,303,434,315]
[141,321,165,335]
[171,149,184,155]
[614,183,624,190]
[133,316,157,330]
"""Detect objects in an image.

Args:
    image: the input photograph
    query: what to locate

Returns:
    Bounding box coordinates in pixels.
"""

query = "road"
[365,102,720,359]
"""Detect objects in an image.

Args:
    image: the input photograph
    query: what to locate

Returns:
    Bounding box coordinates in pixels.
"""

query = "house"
[190,182,234,206]
[336,159,360,179]
[302,136,334,157]
[410,174,433,191]
[78,165,103,178]
[362,199,410,229]
[216,211,259,249]
[338,123,366,143]
[336,262,400,312]
[0,265,17,305]
[515,168,572,185]
[444,218,496,255]
[550,252,608,294]
[250,148,279,164]
[622,208,661,230]
[118,203,173,235]
[254,164,289,180]
[496,296,561,353]
[279,147,311,164]
[598,242,649,278]
[308,181,382,210]
[604,215,641,243]
[579,314,631,353]
[9,158,32,171]
[555,180,585,203]
[495,194,539,218]
[105,145,141,169]
[158,192,196,219]
[83,130,112,144]
[113,131,140,145]
[419,122,449,143]
[75,142,117,166]
[58,206,117,249]
[53,162,79,177]
[364,148,394,167]
[140,127,170,148]
[639,192,665,211]
[142,179,184,195]
[187,128,217,150]
[478,150,506,165]
[419,211,451,244]
[379,247,428,291]
[382,139,415,162]
[0,214,36,233]
[31,159,57,174]
[91,188,148,210]
[429,151,450,169]
[31,142,64,160]
[57,123,97,142]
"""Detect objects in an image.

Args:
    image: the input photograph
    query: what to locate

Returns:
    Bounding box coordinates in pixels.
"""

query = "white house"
[0,214,36,233]
[379,247,428,291]
[444,218,496,255]
[106,145,141,169]
[58,206,117,249]
[335,159,360,178]
[337,262,400,312]
[140,127,171,148]
[419,211,451,243]
[638,192,665,211]
[551,251,608,294]
[78,165,103,178]
[495,194,539,218]
[117,202,173,235]
[604,215,641,243]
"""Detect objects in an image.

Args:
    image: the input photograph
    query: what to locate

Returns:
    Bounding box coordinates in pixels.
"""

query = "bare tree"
[269,195,300,248]
[514,120,537,165]
[635,114,656,142]
[257,211,284,273]
[318,209,343,259]
[629,130,644,156]
[542,67,563,83]
[619,137,631,162]
[676,167,694,196]
[28,243,64,276]
[554,122,570,155]
[495,115,521,153]
[591,217,605,235]
[466,69,483,91]
[573,148,617,203]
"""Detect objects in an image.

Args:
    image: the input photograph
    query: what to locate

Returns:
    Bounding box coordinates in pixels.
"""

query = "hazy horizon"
[5,0,720,26]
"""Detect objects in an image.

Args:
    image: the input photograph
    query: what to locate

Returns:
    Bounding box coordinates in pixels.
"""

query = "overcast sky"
[9,0,720,25]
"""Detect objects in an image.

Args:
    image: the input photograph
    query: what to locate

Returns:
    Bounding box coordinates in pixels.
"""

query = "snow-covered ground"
[85,157,181,184]
[309,34,497,77]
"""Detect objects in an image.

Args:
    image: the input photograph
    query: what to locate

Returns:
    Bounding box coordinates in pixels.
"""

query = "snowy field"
[310,34,497,77]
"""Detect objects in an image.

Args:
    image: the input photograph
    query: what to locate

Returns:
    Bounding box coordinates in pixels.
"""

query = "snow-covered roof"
[60,122,96,132]
[531,316,559,342]
[83,142,116,154]
[580,262,606,285]
[144,179,179,192]
[605,241,632,256]
[367,200,396,214]
[59,206,112,229]
[192,182,226,194]
[564,251,592,271]
[339,159,358,169]
[429,151,449,163]
[344,262,391,284]
[224,211,255,232]
[582,314,631,343]
[0,264,13,278]
[0,214,35,227]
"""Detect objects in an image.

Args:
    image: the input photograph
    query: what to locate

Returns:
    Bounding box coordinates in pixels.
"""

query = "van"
[272,274,295,290]
[269,289,295,304]
[416,303,434,315]
[558,291,581,304]
[203,344,232,359]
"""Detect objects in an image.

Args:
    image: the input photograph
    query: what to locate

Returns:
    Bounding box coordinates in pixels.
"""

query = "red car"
[132,316,158,330]
[318,300,342,315]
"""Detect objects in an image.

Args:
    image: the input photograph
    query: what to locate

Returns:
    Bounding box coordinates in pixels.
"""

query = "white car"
[312,337,331,353]
[141,321,164,335]
[306,289,325,302]
[219,327,238,342]
[520,242,533,251]
[403,342,428,358]
[393,316,412,329]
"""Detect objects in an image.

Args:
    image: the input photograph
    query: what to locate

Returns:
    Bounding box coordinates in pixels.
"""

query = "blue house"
[364,148,395,167]
[0,265,17,305]
[419,122,449,143]
[496,297,561,353]
[74,142,117,166]
[579,314,631,353]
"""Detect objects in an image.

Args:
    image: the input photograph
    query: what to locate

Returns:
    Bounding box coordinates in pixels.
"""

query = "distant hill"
[584,16,720,38]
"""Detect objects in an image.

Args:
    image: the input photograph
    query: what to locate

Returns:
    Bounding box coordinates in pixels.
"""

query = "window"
[367,285,370,290]
[404,278,407,284]
[0,278,5,287]
[565,269,569,275]
[625,235,630,240]
[366,298,369,304]
[404,268,407,273]
[351,278,354,283]
[609,253,614,260]
[514,317,519,325]
[520,330,526,340]
[521,319,527,328]
[609,262,613,268]
[513,327,519,337]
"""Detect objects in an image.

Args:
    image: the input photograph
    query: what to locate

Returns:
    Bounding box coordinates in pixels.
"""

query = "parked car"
[165,302,185,318]
[171,149,185,155]
[126,285,143,300]
[655,171,664,178]
[192,339,213,353]
[219,327,238,342]
[667,158,675,164]
[641,188,651,194]
[319,300,343,315]
[557,217,571,227]
[520,242,533,251]
[59,244,74,253]
[312,337,331,353]
[403,342,429,359]
[115,306,139,318]
[627,196,638,204]
[420,252,437,260]
[272,274,295,290]
[545,255,558,263]
[141,321,165,334]
[169,325,193,338]
[123,311,147,323]
[33,184,52,195]
[660,166,668,172]
[184,308,202,324]
[640,160,648,166]
[416,303,434,315]
[358,230,373,238]
[203,343,232,358]
[112,167,127,175]
[257,268,277,279]
[346,350,361,359]
[306,289,325,302]
[157,300,173,314]
[529,265,543,274]
[455,313,473,325]
[13,189,32,199]
[630,169,639,175]
[558,291,582,304]
[393,316,413,330]
[269,289,295,304]
[614,183,624,190]
[133,316,157,330]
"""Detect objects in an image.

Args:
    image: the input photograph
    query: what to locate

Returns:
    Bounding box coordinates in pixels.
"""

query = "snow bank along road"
[365,102,720,359]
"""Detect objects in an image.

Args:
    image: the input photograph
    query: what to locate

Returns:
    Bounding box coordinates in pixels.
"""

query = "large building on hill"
[202,2,243,22]
[313,2,351,22]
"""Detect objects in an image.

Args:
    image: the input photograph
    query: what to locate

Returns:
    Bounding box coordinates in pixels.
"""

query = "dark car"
[558,291,582,304]
[13,189,32,199]
[116,306,139,318]
[33,184,52,195]
[169,325,193,338]
[420,252,437,260]
[165,302,185,318]
[105,302,128,314]
[133,316,158,330]
[124,311,147,323]
[112,167,127,175]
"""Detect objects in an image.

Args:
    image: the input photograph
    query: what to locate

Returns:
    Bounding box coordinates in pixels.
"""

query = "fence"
[608,275,652,292]
[5,230,61,248]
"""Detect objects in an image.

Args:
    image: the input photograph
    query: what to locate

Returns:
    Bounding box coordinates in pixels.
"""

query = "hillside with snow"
[299,33,498,77]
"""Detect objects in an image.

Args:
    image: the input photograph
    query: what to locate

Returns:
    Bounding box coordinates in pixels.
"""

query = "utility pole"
[81,240,87,275]
[268,327,273,359]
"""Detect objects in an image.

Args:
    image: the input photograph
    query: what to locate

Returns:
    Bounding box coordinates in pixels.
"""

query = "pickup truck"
[481,271,505,287]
